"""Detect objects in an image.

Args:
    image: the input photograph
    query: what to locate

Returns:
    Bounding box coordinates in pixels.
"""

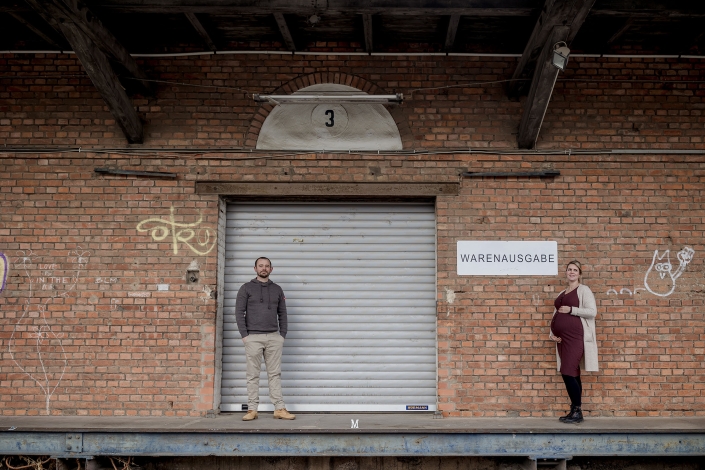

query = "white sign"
[457,241,558,276]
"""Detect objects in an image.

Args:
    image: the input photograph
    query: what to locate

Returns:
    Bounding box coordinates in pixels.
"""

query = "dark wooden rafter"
[24,0,151,93]
[508,0,596,98]
[517,25,569,149]
[444,13,461,51]
[185,12,217,51]
[607,17,634,45]
[694,30,705,50]
[7,12,64,49]
[362,13,373,53]
[26,0,144,143]
[58,1,535,16]
[58,20,144,143]
[58,0,705,17]
[273,12,296,51]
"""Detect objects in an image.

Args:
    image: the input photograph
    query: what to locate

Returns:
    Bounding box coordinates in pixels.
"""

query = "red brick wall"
[0,53,703,416]
[2,53,703,149]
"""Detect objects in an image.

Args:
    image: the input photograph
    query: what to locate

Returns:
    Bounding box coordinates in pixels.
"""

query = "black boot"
[561,406,583,424]
[559,405,575,423]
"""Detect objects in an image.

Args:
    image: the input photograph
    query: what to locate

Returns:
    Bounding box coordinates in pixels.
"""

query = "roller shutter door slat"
[223,330,434,340]
[226,262,434,272]
[225,236,435,245]
[222,340,436,348]
[223,306,433,316]
[224,323,435,332]
[221,203,436,412]
[225,252,435,258]
[222,362,431,372]
[223,299,437,308]
[224,275,435,284]
[222,316,436,324]
[223,338,435,347]
[222,371,435,380]
[229,227,434,236]
[222,380,436,388]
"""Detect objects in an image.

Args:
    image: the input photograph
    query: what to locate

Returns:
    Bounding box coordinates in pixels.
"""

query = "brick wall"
[0,53,703,416]
[2,53,703,149]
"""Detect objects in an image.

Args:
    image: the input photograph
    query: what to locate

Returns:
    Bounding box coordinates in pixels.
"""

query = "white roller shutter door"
[220,203,437,412]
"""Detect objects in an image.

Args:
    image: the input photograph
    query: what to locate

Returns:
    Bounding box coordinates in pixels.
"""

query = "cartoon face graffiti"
[644,246,695,297]
[654,257,672,279]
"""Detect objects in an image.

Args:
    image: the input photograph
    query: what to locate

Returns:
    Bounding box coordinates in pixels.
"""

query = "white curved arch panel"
[256,84,403,150]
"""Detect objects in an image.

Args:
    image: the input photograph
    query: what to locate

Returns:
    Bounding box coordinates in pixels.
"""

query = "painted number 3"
[325,109,334,127]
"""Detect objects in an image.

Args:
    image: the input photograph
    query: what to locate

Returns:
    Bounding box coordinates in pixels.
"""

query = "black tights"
[562,374,582,408]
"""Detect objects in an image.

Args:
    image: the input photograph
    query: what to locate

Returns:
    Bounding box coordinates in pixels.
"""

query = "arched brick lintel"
[245,73,412,149]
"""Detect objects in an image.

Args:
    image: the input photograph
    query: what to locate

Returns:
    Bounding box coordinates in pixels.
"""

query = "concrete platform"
[1,415,704,459]
[1,414,704,434]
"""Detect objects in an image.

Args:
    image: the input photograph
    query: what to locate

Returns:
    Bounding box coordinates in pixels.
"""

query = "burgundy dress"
[550,288,584,377]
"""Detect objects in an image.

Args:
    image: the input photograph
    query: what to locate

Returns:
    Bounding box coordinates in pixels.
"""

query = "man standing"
[235,257,295,421]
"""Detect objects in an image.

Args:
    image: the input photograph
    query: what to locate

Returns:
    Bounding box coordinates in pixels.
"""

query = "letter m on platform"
[351,419,359,429]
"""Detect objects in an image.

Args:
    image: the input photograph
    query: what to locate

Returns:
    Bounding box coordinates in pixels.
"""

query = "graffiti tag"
[136,206,216,256]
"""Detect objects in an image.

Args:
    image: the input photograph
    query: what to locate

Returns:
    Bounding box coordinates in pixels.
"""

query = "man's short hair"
[254,257,272,267]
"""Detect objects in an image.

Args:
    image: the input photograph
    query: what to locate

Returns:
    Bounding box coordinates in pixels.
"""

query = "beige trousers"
[244,332,285,411]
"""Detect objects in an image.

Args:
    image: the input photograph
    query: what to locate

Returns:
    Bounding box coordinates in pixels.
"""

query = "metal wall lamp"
[551,42,570,71]
[253,93,404,105]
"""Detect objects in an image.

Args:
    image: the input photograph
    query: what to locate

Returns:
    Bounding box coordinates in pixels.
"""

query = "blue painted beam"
[1,432,704,457]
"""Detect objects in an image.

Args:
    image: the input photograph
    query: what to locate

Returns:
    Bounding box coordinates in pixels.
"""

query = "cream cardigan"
[550,284,599,372]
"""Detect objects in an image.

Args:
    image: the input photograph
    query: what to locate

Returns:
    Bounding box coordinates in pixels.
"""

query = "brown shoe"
[242,410,258,421]
[273,408,296,420]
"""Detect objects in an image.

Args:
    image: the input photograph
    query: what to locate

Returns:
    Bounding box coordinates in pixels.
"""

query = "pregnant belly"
[551,312,582,337]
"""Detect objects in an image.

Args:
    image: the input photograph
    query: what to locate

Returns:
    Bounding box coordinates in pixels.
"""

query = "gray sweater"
[235,278,288,338]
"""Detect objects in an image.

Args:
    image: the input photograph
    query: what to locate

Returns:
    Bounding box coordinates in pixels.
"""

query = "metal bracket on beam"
[523,456,571,470]
[65,433,83,453]
[462,170,560,178]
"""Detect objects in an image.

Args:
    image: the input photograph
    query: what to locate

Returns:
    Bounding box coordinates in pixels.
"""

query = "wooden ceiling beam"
[607,17,634,46]
[363,13,373,53]
[517,25,569,149]
[444,13,461,52]
[55,2,536,16]
[185,12,217,51]
[508,0,596,99]
[25,0,151,94]
[26,0,143,143]
[57,20,143,143]
[693,30,705,50]
[11,0,705,17]
[273,12,296,51]
[7,11,64,49]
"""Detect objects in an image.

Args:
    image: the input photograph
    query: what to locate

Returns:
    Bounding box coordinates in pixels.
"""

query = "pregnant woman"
[549,260,599,424]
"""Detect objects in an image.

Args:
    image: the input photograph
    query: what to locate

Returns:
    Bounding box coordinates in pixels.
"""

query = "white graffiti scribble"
[644,246,695,297]
[136,206,216,256]
[9,248,90,414]
[59,248,90,297]
[201,285,214,304]
[606,247,695,298]
[606,287,647,297]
